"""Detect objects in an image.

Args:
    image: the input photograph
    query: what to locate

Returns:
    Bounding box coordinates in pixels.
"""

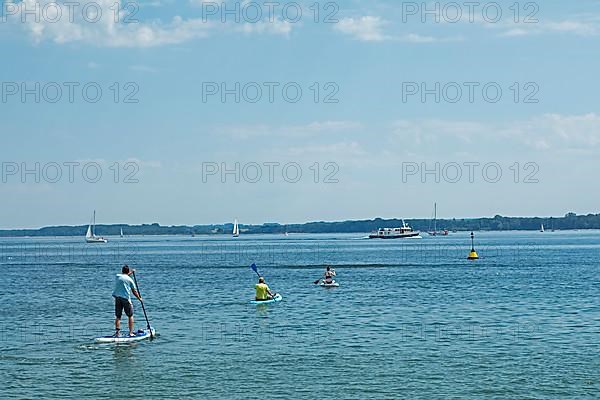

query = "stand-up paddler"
[112,265,143,337]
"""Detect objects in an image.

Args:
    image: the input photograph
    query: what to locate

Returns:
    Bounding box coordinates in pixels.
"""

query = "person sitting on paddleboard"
[255,277,275,301]
[324,266,336,284]
[112,265,143,337]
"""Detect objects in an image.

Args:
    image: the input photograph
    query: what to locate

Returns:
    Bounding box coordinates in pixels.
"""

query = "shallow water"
[0,231,599,399]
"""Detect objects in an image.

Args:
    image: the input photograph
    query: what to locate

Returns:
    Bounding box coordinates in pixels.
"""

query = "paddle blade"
[251,263,257,273]
[314,279,321,284]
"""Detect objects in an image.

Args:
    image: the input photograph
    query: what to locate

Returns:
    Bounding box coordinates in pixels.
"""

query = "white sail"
[120,228,124,237]
[233,219,240,237]
[540,224,545,232]
[85,210,107,243]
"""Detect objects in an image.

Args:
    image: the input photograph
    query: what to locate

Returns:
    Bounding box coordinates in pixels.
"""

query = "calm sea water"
[0,231,599,399]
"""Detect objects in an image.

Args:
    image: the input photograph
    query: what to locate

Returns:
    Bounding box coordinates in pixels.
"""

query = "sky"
[1,0,599,229]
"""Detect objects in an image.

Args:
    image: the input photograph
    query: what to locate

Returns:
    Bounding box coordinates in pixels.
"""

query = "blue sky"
[1,0,600,228]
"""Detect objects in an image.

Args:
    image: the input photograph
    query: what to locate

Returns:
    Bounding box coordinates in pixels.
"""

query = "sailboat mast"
[434,203,437,233]
[92,210,96,236]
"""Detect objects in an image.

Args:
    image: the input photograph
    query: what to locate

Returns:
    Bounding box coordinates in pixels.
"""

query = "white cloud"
[334,16,390,42]
[393,119,487,145]
[513,113,600,148]
[497,18,600,37]
[394,113,600,152]
[8,0,293,48]
[334,11,600,42]
[400,33,437,43]
[217,113,600,160]
[334,16,463,43]
[221,121,362,139]
[400,33,464,43]
[288,141,365,156]
[237,19,293,36]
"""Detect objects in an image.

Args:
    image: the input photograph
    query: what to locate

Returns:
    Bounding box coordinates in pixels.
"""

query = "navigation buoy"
[467,231,479,260]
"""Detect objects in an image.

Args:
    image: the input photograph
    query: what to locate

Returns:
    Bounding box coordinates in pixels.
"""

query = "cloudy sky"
[1,0,599,228]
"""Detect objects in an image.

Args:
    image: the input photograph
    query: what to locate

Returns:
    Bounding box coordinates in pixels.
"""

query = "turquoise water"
[1,232,599,399]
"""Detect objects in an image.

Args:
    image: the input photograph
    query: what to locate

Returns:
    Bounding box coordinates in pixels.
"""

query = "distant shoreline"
[1,213,598,237]
[2,230,600,240]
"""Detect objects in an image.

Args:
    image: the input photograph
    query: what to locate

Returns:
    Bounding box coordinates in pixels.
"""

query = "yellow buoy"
[467,232,479,260]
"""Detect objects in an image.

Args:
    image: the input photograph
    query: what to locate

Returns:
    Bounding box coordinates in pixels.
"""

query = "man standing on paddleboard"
[112,265,143,337]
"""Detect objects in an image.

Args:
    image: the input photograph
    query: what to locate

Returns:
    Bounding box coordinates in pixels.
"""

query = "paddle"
[251,263,278,299]
[132,271,153,339]
[250,263,261,278]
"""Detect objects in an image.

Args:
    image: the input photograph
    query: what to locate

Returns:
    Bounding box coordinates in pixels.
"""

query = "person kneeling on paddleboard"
[112,265,143,337]
[255,277,275,301]
[324,266,336,284]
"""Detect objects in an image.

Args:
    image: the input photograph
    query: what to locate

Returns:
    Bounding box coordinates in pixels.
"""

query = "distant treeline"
[1,213,599,237]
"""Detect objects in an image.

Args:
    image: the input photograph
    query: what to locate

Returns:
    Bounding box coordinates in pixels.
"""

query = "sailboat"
[540,224,545,233]
[428,203,448,236]
[232,219,240,237]
[86,211,108,243]
[120,228,124,238]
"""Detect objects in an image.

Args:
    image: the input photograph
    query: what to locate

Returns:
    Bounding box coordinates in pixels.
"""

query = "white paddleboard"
[95,328,156,344]
[320,281,340,288]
